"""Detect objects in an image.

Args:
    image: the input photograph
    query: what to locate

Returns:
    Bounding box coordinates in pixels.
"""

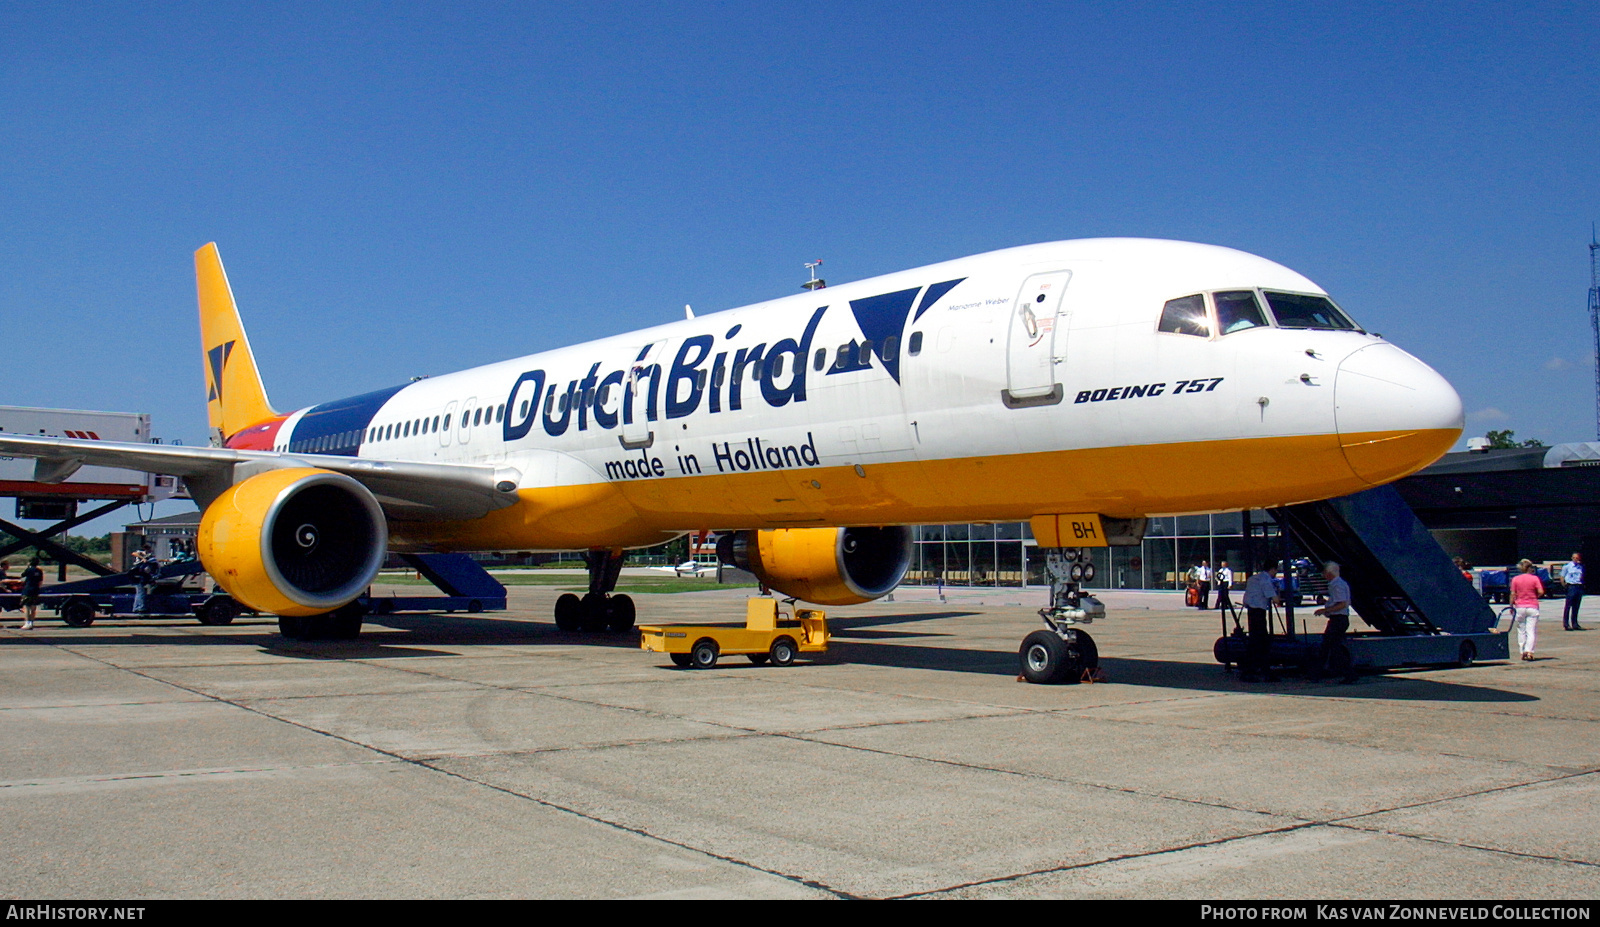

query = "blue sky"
[2,1,1598,526]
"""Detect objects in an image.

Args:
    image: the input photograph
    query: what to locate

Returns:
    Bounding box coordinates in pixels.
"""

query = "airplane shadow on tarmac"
[13,610,1541,703]
[821,635,1541,703]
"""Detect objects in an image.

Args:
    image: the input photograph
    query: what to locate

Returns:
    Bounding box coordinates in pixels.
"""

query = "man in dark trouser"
[1312,561,1357,683]
[1562,553,1585,631]
[1215,561,1234,613]
[1240,565,1280,682]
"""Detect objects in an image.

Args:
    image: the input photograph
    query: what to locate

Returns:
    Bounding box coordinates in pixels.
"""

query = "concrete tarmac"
[2,583,1597,899]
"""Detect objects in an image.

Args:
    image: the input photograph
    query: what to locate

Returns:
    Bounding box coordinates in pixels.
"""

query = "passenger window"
[833,343,852,370]
[1263,291,1360,331]
[908,331,923,356]
[814,348,826,371]
[696,370,707,390]
[1214,290,1268,335]
[474,408,483,426]
[1158,294,1211,337]
[496,404,505,422]
[882,336,898,360]
[519,401,529,419]
[771,355,785,378]
[443,414,452,430]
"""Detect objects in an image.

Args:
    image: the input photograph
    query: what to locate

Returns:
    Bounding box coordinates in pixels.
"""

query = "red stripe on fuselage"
[224,416,288,451]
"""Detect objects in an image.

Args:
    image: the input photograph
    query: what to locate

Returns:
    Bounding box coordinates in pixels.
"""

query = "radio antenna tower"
[1591,225,1600,440]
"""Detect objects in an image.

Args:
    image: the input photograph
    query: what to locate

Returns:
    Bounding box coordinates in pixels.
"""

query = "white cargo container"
[0,406,180,504]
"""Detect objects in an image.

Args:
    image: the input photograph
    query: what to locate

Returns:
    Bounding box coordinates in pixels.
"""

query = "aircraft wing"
[0,433,521,522]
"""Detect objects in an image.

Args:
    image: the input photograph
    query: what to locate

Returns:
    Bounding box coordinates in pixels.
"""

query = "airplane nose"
[1334,343,1464,485]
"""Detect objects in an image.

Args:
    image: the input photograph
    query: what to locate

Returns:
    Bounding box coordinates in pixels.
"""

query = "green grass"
[372,572,755,594]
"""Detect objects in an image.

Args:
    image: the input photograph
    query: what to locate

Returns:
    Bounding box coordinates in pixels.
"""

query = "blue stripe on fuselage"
[287,384,408,456]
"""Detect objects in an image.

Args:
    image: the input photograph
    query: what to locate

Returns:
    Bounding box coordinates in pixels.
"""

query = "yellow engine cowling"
[717,526,912,605]
[197,468,388,617]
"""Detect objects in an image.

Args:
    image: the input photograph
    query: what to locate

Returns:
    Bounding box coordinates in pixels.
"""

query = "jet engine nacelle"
[717,526,912,605]
[197,467,387,617]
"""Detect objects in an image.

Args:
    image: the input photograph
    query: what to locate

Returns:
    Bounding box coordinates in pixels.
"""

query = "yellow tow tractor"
[640,597,830,668]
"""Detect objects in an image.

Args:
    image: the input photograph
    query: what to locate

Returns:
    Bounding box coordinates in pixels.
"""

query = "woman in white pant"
[1509,559,1544,662]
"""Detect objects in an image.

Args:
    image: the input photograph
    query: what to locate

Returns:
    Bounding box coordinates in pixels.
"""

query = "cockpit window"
[1158,294,1210,337]
[1214,290,1268,335]
[1263,291,1359,331]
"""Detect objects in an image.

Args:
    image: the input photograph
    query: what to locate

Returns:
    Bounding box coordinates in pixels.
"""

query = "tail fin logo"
[207,341,236,403]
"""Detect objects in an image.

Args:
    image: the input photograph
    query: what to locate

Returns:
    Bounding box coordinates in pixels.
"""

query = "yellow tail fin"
[196,243,278,445]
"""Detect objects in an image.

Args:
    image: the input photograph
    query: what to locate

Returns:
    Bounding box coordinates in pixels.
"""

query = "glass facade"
[906,512,1266,590]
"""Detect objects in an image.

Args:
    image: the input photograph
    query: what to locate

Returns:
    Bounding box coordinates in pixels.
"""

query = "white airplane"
[650,561,719,578]
[0,238,1462,678]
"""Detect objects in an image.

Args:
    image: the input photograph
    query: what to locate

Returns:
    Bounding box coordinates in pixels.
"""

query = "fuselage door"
[621,340,666,449]
[1003,270,1072,408]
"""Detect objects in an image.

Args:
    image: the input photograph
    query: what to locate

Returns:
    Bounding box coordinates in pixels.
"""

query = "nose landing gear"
[1019,548,1104,684]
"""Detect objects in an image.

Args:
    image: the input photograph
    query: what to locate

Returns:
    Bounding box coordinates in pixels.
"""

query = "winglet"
[196,243,277,445]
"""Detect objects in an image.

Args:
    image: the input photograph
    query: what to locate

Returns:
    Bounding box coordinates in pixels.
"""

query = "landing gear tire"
[579,592,609,632]
[606,594,636,633]
[1020,629,1097,684]
[554,593,583,632]
[196,597,240,626]
[327,601,365,640]
[61,599,96,628]
[769,636,798,667]
[278,603,363,641]
[690,638,719,669]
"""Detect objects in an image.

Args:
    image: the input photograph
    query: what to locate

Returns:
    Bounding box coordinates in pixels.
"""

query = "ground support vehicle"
[1215,486,1511,678]
[359,553,508,617]
[639,597,829,668]
[1215,626,1509,676]
[1,560,247,627]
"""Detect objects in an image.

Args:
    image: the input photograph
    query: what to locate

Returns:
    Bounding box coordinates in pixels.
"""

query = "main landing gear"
[554,548,636,633]
[1018,548,1104,684]
[279,600,366,641]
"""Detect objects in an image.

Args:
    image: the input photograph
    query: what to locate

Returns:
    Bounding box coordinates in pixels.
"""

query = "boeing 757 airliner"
[0,238,1462,678]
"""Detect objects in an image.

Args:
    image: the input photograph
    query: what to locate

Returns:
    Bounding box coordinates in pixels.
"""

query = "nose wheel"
[1020,628,1098,684]
[1018,547,1105,684]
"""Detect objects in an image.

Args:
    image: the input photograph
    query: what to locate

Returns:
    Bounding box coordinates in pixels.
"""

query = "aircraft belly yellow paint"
[394,427,1454,552]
